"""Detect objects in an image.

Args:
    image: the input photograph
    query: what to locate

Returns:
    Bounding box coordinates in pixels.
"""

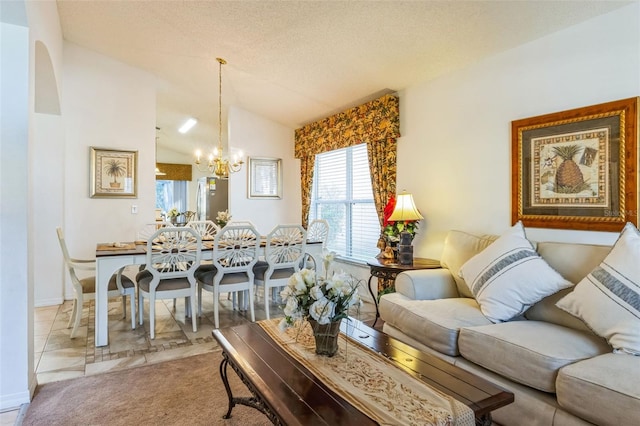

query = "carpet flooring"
[22,351,272,426]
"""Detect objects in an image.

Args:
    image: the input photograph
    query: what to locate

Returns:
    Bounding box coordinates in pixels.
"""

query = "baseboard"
[29,373,37,401]
[0,389,30,412]
[34,297,64,308]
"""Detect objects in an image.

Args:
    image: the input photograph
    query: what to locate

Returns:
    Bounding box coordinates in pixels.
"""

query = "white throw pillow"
[556,222,640,355]
[459,221,572,323]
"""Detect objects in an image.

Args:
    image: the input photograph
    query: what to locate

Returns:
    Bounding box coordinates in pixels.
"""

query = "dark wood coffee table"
[212,319,513,426]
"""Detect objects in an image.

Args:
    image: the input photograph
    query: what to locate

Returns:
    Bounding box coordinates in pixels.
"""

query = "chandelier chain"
[217,57,223,154]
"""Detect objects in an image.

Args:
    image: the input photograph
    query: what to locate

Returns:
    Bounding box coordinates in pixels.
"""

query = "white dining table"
[94,241,323,347]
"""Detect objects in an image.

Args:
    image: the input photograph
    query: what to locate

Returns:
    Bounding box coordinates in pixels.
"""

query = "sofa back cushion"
[440,230,497,298]
[525,241,611,331]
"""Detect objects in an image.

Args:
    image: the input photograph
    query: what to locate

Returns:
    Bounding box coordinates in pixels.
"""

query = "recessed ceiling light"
[178,118,197,134]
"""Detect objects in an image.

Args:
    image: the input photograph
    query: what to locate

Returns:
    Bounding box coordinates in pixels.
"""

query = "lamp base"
[397,244,413,265]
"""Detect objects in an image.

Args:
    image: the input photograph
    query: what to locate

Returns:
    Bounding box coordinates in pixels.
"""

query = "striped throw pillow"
[557,222,640,355]
[460,221,572,323]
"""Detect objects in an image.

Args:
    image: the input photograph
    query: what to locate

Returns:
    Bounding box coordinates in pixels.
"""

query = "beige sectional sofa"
[378,229,640,426]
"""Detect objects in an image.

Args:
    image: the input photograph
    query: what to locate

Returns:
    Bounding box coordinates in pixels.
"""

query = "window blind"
[310,144,379,261]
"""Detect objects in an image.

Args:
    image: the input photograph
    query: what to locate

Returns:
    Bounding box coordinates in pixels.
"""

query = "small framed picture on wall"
[90,147,138,198]
[248,157,282,199]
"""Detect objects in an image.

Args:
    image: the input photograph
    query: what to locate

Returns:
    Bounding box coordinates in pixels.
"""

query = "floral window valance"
[155,163,192,181]
[294,93,400,158]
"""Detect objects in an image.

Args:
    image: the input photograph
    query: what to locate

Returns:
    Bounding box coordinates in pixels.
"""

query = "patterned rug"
[260,319,475,426]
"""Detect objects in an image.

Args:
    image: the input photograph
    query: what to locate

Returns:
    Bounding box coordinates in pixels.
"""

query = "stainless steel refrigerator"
[196,177,228,221]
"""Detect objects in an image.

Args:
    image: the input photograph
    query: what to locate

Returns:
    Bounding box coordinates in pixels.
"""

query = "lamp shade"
[388,192,423,222]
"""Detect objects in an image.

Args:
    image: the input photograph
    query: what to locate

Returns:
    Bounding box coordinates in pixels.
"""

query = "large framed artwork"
[248,157,282,199]
[511,97,638,231]
[90,147,138,198]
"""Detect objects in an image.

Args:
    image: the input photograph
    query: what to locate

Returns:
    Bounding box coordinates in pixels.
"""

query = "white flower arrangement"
[215,209,232,227]
[279,251,361,329]
[167,207,180,219]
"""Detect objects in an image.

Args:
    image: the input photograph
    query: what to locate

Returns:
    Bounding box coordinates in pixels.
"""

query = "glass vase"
[308,318,342,357]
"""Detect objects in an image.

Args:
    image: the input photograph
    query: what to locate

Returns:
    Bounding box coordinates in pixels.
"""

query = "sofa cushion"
[557,353,640,426]
[440,230,497,298]
[537,241,612,285]
[459,221,572,322]
[524,242,612,333]
[458,321,610,392]
[556,222,640,355]
[524,288,591,333]
[378,293,491,356]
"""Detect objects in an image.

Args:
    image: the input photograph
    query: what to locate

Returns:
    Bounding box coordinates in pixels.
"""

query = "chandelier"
[194,58,244,179]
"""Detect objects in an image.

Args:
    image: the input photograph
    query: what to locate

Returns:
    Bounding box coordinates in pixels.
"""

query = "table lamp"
[388,191,423,265]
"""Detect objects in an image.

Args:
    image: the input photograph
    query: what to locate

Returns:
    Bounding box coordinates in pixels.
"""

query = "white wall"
[25,0,65,312]
[61,43,157,292]
[228,106,301,234]
[0,20,31,411]
[32,112,64,306]
[399,3,640,260]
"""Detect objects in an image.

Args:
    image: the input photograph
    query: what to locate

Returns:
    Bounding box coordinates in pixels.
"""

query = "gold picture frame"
[512,97,638,231]
[90,147,138,198]
[248,157,282,199]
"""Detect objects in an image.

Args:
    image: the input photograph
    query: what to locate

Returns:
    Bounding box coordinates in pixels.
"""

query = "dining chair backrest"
[144,227,202,291]
[264,224,306,271]
[212,224,260,273]
[226,220,256,229]
[307,219,330,246]
[183,211,196,223]
[137,222,171,242]
[186,220,220,241]
[56,227,94,284]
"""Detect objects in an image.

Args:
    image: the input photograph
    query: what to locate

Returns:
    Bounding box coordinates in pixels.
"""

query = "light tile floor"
[4,290,376,425]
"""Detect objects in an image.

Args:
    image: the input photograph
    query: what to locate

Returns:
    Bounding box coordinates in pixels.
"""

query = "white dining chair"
[136,227,201,339]
[254,224,306,320]
[177,220,221,310]
[186,220,220,242]
[303,219,330,270]
[56,227,136,338]
[136,221,171,243]
[221,220,256,305]
[196,223,260,328]
[307,219,329,246]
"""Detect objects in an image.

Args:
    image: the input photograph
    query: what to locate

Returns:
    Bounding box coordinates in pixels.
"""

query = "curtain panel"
[294,94,399,229]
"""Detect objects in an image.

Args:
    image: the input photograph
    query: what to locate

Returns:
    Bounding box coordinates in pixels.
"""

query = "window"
[156,180,188,215]
[309,144,380,261]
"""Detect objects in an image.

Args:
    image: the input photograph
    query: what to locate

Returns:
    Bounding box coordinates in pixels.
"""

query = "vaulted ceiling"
[56,0,631,155]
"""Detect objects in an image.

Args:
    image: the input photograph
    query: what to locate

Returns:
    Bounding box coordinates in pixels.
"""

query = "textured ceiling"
[56,0,630,155]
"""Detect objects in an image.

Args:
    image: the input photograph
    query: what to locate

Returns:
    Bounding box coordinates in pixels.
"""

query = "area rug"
[22,351,271,426]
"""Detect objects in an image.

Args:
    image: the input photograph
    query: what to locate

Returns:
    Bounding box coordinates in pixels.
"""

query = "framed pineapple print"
[511,97,638,231]
[90,147,138,198]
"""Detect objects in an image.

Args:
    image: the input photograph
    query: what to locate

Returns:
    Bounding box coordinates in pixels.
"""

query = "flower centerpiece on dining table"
[167,207,181,224]
[279,252,361,357]
[215,209,232,228]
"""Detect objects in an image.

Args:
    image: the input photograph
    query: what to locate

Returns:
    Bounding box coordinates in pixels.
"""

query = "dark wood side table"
[367,257,441,327]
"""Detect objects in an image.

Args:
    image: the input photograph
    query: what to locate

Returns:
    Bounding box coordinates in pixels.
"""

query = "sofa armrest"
[395,269,460,300]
